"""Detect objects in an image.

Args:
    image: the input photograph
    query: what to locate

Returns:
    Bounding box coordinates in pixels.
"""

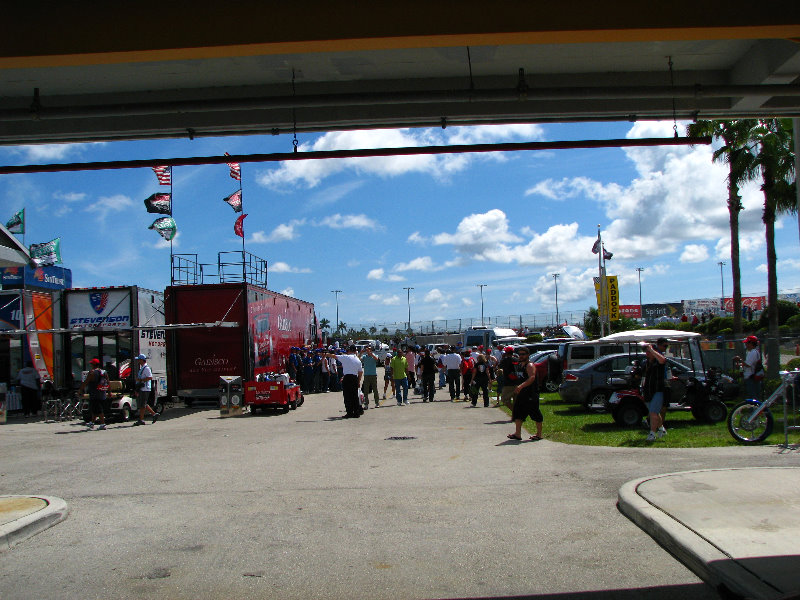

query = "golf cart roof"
[597,329,700,343]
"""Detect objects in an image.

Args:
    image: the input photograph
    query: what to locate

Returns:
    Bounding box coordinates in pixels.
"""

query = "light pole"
[403,287,414,332]
[331,289,341,335]
[552,273,560,325]
[477,284,487,325]
[718,261,726,316]
[636,267,644,321]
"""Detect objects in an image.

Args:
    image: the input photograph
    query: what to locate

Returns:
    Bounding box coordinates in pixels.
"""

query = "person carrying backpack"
[79,358,107,430]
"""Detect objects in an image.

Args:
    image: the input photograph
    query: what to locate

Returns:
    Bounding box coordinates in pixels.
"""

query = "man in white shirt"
[734,335,763,400]
[327,345,363,418]
[440,347,462,401]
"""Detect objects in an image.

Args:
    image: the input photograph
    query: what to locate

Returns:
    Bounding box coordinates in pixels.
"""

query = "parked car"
[354,339,390,360]
[558,352,699,410]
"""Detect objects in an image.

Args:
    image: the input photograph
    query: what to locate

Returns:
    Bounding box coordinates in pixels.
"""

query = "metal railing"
[171,251,268,287]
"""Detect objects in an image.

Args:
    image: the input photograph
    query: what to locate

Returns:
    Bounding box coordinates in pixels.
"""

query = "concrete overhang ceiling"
[1,1,799,146]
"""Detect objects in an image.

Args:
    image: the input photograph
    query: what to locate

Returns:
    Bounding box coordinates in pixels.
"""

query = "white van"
[557,339,631,372]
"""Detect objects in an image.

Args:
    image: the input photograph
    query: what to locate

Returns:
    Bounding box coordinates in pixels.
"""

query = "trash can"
[219,376,243,417]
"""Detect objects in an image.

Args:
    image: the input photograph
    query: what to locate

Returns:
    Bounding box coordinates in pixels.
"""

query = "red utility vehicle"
[244,379,303,413]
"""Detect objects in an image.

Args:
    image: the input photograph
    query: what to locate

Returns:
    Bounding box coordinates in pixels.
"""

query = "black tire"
[727,402,774,444]
[250,406,259,415]
[297,394,304,407]
[119,404,131,422]
[612,400,644,427]
[281,405,290,413]
[701,400,727,424]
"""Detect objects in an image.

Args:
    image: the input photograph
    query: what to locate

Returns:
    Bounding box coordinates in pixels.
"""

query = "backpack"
[752,356,765,381]
[96,369,110,392]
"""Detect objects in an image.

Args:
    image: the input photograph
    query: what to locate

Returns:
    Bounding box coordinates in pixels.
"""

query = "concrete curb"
[617,469,783,600]
[0,495,69,552]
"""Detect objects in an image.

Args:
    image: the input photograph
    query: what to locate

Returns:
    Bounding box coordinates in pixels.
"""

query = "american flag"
[152,165,171,185]
[225,152,241,181]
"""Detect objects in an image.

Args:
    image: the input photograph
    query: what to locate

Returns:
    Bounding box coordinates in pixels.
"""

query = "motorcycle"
[727,370,799,444]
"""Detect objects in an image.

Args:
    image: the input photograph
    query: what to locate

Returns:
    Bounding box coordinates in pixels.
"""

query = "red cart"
[244,380,303,414]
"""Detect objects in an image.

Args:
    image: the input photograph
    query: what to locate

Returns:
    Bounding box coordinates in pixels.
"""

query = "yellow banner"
[606,275,619,321]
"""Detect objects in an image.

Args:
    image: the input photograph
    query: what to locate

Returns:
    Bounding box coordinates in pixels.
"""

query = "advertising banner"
[619,305,641,318]
[642,303,683,321]
[594,275,620,320]
[606,276,619,321]
[0,266,71,290]
[67,289,132,329]
[0,292,21,330]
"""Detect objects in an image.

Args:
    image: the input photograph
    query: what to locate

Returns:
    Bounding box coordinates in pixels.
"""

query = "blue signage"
[0,266,72,290]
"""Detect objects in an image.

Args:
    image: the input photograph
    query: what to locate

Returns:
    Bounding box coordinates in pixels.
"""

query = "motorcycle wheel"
[727,402,774,444]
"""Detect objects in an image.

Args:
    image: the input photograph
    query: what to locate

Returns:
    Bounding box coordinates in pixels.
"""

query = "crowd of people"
[298,341,545,441]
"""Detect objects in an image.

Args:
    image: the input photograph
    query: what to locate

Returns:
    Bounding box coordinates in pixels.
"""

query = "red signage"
[619,305,641,318]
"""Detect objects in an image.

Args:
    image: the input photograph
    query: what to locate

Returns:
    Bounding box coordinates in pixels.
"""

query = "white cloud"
[53,191,87,202]
[368,293,401,305]
[424,289,446,303]
[249,219,305,243]
[10,142,105,162]
[680,244,709,263]
[462,297,474,306]
[407,231,426,245]
[270,261,311,274]
[255,125,545,189]
[280,287,295,297]
[86,194,135,222]
[366,268,405,282]
[317,213,380,230]
[393,256,440,272]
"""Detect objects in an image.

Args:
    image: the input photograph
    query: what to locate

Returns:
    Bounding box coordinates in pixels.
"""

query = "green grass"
[500,392,800,448]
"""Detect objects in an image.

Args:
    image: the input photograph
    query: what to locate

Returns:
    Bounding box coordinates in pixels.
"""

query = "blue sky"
[1,120,798,331]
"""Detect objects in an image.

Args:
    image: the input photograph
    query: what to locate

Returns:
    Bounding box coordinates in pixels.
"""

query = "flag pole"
[169,168,174,285]
[597,225,605,337]
[239,170,245,283]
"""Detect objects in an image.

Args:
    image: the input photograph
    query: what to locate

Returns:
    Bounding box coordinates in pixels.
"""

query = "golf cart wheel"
[727,402,773,444]
[544,380,559,393]
[701,400,727,424]
[612,402,643,427]
[586,390,610,412]
[120,404,131,422]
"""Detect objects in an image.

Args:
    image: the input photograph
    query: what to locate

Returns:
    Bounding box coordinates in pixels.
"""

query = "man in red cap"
[79,358,107,430]
[734,335,764,400]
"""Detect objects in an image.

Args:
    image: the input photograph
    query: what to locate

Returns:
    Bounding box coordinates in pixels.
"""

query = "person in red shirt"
[459,350,474,401]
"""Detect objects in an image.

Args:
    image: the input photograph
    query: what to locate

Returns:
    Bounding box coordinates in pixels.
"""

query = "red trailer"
[165,282,316,406]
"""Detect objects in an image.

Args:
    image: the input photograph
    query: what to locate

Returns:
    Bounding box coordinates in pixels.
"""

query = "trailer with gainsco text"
[164,282,316,406]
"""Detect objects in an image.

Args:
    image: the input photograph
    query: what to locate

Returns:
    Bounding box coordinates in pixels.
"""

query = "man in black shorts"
[79,358,107,430]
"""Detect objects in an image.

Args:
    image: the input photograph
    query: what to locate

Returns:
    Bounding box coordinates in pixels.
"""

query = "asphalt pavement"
[1,387,799,600]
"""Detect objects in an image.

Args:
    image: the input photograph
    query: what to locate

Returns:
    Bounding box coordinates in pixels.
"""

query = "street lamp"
[636,267,644,321]
[552,273,560,325]
[477,284,487,325]
[331,289,341,335]
[718,261,726,316]
[403,287,414,332]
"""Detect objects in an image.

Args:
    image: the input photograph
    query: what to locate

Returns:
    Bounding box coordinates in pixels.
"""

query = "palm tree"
[748,118,796,377]
[337,321,347,336]
[319,318,330,332]
[687,119,757,335]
